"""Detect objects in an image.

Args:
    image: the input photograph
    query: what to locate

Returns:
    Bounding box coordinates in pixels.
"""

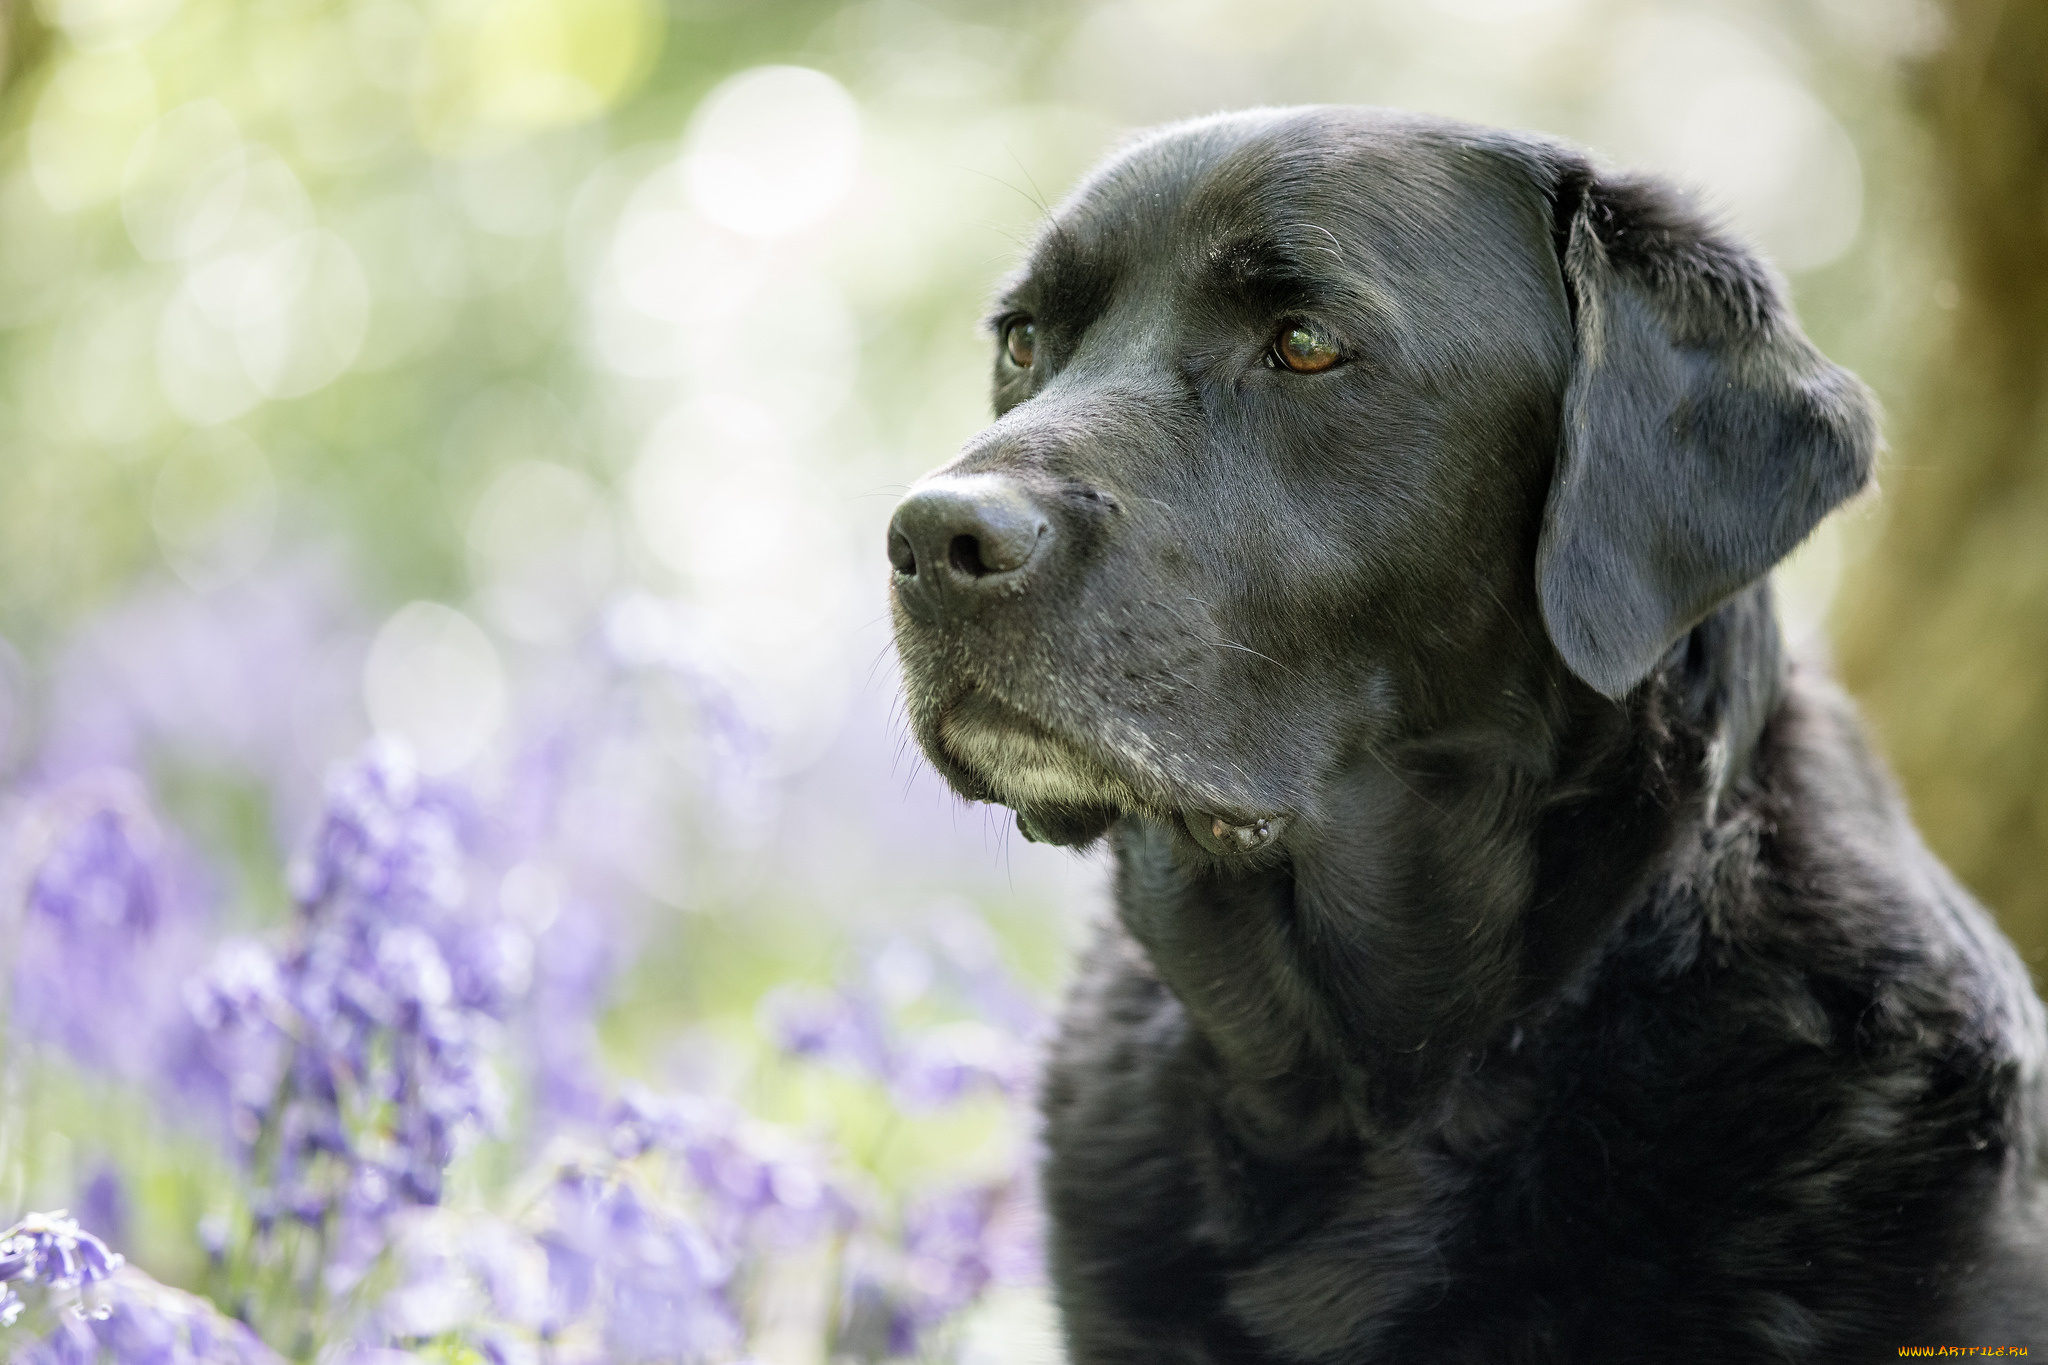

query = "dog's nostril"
[888,529,917,576]
[948,534,990,578]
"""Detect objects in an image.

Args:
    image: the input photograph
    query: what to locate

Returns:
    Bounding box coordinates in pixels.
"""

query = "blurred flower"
[760,983,894,1080]
[922,907,1049,1041]
[755,925,1052,1358]
[38,1264,287,1365]
[537,1163,740,1364]
[520,907,615,1129]
[23,790,160,935]
[837,1178,1039,1363]
[374,1206,549,1351]
[761,922,1043,1112]
[0,507,1052,1365]
[891,1021,1032,1109]
[606,1085,854,1250]
[289,740,469,920]
[37,563,362,804]
[75,1168,130,1259]
[180,744,521,1304]
[0,1210,123,1327]
[179,936,292,1147]
[7,770,209,1077]
[0,1211,122,1292]
[900,1185,999,1319]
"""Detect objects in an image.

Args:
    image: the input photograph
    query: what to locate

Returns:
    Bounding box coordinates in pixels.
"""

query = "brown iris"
[1003,317,1036,369]
[1274,323,1340,373]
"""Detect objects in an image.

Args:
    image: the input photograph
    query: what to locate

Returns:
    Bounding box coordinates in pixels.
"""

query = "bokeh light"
[683,66,862,239]
[363,599,507,774]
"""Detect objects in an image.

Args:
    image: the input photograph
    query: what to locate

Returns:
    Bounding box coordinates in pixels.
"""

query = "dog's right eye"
[1003,318,1036,370]
[1272,323,1341,374]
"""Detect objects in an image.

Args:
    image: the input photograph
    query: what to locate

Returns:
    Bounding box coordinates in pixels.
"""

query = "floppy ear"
[1536,169,1878,698]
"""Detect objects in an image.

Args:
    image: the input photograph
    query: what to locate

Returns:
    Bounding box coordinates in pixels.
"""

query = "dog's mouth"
[933,685,1288,854]
[935,687,1127,845]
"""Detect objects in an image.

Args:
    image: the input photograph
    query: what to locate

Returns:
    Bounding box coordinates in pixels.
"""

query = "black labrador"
[885,108,2048,1361]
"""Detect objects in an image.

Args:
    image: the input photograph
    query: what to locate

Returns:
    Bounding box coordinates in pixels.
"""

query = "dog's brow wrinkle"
[1205,234,1313,290]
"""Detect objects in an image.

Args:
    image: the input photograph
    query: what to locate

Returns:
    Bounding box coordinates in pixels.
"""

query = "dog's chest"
[1042,909,2009,1363]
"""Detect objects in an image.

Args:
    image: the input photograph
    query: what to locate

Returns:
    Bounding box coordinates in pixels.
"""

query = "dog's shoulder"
[1545,660,2048,1343]
[1640,660,2044,1078]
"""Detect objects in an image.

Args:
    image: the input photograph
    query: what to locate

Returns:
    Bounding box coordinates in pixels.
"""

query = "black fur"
[886,108,2048,1361]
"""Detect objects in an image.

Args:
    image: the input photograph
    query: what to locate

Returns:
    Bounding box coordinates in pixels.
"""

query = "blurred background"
[0,0,2040,1360]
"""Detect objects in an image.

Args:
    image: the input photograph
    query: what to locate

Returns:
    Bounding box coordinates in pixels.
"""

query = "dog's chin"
[933,690,1131,848]
[923,685,1296,855]
[927,687,1299,855]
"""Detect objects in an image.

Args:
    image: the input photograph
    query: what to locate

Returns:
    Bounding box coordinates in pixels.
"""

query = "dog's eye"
[1272,324,1340,374]
[1003,318,1036,370]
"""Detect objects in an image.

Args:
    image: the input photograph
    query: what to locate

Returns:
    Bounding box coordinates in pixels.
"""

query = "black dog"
[886,108,2048,1361]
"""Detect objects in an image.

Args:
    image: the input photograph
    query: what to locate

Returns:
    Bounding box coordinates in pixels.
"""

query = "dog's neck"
[1110,585,1784,1145]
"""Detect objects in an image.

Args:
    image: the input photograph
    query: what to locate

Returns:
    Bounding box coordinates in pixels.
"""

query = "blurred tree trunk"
[0,0,50,100]
[1835,0,2048,975]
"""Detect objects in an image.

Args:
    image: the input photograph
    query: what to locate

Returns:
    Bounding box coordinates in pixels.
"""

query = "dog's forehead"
[1015,108,1549,307]
[1088,111,1477,231]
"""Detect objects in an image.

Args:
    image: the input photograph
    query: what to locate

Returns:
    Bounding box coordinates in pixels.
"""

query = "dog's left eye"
[1003,318,1037,369]
[1271,324,1341,374]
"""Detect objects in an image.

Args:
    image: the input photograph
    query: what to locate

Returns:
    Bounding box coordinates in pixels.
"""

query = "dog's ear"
[1535,168,1877,698]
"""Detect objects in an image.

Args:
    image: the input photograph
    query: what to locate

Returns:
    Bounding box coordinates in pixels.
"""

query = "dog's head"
[888,108,1875,855]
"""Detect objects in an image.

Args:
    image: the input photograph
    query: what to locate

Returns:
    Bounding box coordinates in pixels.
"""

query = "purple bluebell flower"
[0,1211,123,1327]
[15,1263,286,1365]
[8,771,209,1077]
[180,938,292,1145]
[290,741,469,922]
[520,907,615,1128]
[37,561,357,802]
[10,1319,99,1365]
[537,1162,741,1363]
[835,1178,1034,1362]
[758,985,895,1082]
[22,790,160,935]
[763,920,1044,1111]
[75,1168,129,1259]
[890,1021,1033,1110]
[606,1085,852,1250]
[371,1206,549,1355]
[597,1184,735,1363]
[175,743,523,1313]
[898,1185,998,1319]
[539,1179,599,1330]
[4,567,1059,1364]
[447,919,535,1016]
[981,1167,1045,1289]
[599,592,769,814]
[478,1333,539,1365]
[834,1271,917,1362]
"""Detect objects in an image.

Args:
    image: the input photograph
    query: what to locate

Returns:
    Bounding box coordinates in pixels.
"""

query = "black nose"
[888,474,1050,612]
